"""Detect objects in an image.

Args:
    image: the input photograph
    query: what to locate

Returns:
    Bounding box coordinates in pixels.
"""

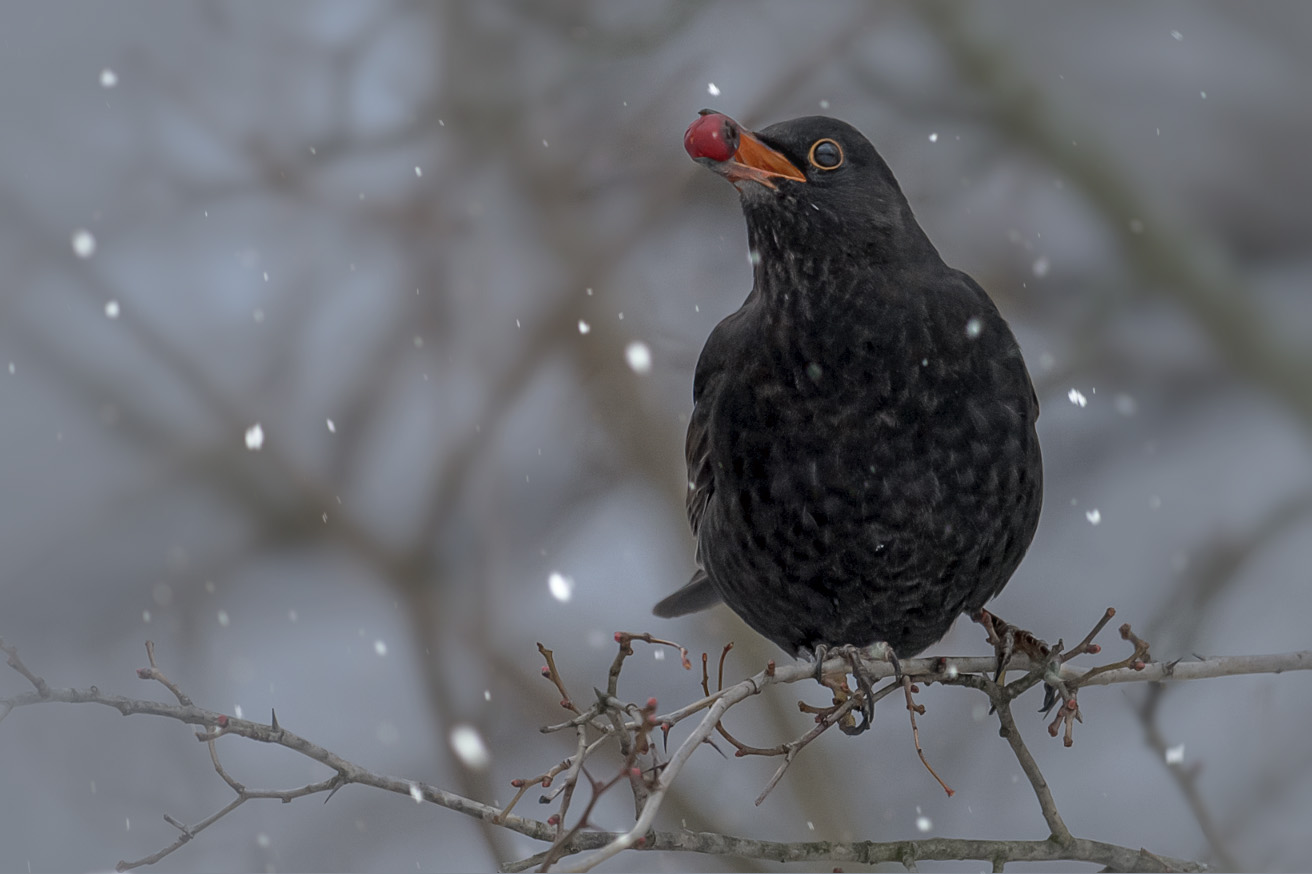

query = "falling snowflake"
[1085,509,1102,525]
[71,229,97,258]
[707,82,721,96]
[1067,389,1087,407]
[625,341,652,374]
[244,423,264,450]
[449,724,491,769]
[100,68,118,88]
[104,300,120,319]
[548,572,574,602]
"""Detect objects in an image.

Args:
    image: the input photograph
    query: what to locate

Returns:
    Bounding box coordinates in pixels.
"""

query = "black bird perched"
[655,111,1042,665]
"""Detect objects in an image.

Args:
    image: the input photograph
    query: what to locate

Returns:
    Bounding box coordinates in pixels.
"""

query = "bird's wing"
[654,301,756,619]
[652,337,730,616]
[684,395,714,536]
[652,393,724,618]
[682,301,748,537]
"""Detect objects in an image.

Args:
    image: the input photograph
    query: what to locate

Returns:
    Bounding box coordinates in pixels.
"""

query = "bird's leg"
[811,644,831,684]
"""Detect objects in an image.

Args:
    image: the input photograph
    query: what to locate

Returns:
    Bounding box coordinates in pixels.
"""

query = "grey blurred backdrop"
[2,2,1311,872]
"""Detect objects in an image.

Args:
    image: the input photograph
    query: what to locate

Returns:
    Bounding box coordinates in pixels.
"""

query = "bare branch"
[4,635,1304,871]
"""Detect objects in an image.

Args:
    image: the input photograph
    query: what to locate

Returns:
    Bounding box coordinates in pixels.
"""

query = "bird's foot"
[975,609,1049,684]
[810,642,899,736]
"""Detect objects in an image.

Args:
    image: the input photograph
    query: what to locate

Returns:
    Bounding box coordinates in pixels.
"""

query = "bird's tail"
[652,570,721,617]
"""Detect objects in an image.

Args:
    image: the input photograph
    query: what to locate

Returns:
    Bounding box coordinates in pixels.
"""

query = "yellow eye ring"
[808,138,844,170]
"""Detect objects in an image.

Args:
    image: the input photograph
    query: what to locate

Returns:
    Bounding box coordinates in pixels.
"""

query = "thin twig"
[754,694,863,805]
[0,636,50,698]
[903,676,954,797]
[538,643,580,714]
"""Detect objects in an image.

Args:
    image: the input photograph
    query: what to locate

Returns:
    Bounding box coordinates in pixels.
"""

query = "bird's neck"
[747,240,935,327]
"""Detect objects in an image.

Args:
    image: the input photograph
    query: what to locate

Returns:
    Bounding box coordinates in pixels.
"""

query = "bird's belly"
[701,386,1040,657]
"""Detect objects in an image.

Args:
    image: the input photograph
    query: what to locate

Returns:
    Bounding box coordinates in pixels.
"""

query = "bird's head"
[684,110,933,265]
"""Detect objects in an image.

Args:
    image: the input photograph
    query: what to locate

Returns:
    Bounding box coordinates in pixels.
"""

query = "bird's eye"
[808,139,844,170]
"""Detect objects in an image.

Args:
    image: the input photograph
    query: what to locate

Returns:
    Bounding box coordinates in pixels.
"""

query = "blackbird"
[654,111,1043,662]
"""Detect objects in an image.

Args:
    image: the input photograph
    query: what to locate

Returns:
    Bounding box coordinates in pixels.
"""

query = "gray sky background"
[2,3,1310,871]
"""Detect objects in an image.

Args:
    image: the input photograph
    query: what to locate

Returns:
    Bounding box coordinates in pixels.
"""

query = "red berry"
[684,113,737,163]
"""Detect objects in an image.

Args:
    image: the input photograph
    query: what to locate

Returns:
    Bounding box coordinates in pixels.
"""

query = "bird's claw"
[841,648,876,736]
[810,643,900,736]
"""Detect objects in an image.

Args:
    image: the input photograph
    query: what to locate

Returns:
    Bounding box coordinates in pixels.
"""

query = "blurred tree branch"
[917,1,1312,435]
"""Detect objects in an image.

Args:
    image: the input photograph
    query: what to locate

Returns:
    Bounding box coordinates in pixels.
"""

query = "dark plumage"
[654,111,1043,659]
